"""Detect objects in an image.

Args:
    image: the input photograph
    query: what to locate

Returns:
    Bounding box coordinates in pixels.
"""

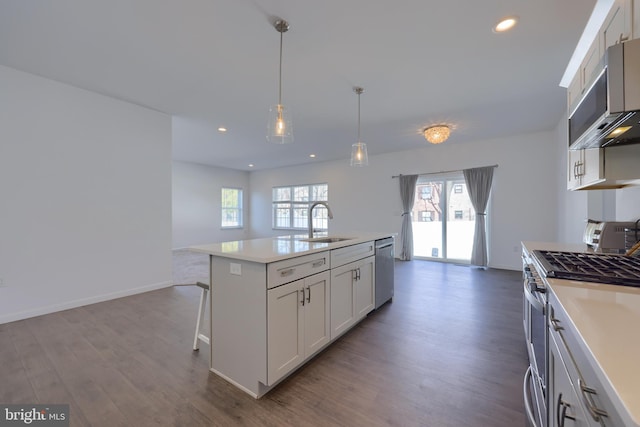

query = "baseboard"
[0,280,173,325]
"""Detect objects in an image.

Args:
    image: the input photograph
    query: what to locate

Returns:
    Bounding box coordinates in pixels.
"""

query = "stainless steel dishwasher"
[374,237,395,309]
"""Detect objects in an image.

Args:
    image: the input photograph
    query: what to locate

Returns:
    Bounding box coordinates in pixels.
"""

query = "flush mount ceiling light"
[350,87,369,167]
[266,19,293,144]
[493,16,518,33]
[423,125,451,144]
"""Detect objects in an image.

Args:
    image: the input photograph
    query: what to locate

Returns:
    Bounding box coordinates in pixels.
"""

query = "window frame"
[221,187,243,229]
[272,183,329,231]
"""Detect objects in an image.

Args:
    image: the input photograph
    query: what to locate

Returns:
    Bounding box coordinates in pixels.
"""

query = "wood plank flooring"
[0,261,527,426]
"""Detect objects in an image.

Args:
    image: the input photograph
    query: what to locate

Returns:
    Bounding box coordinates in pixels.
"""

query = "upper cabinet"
[566,0,640,190]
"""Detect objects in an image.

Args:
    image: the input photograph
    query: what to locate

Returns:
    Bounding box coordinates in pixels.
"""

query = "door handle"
[299,289,305,306]
[557,393,576,427]
[579,379,608,422]
[306,286,311,303]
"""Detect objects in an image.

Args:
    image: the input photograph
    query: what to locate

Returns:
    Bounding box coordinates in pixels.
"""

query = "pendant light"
[267,19,293,144]
[350,87,369,166]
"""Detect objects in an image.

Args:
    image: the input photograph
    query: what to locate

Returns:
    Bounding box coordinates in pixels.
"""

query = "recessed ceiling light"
[309,154,316,158]
[493,16,518,33]
[248,164,254,168]
[218,127,227,132]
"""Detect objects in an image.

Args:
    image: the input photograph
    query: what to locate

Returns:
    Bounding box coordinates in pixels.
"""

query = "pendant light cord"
[357,91,361,142]
[278,30,283,106]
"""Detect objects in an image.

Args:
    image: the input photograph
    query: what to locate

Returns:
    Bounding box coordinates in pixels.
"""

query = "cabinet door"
[330,263,356,340]
[581,148,604,186]
[567,149,584,190]
[267,279,304,385]
[602,0,631,52]
[354,256,375,320]
[304,271,331,356]
[581,39,601,92]
[548,334,592,427]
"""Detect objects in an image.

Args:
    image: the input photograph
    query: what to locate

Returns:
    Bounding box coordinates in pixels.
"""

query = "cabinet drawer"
[267,251,330,289]
[331,241,375,268]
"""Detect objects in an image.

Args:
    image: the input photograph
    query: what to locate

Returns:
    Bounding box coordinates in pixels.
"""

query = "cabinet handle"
[556,393,576,427]
[300,289,305,306]
[579,379,608,422]
[280,268,295,277]
[619,33,629,43]
[306,286,311,303]
[549,317,564,331]
[312,259,325,268]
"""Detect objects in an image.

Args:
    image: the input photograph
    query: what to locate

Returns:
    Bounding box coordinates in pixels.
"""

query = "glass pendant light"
[350,87,369,166]
[267,19,293,144]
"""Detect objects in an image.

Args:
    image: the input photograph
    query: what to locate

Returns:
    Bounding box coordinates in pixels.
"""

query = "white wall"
[0,65,172,324]
[172,160,251,248]
[250,130,559,270]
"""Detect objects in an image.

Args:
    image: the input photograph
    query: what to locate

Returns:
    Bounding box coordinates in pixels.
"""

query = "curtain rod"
[391,164,498,179]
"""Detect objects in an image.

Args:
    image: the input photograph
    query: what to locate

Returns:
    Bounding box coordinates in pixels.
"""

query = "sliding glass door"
[411,174,476,262]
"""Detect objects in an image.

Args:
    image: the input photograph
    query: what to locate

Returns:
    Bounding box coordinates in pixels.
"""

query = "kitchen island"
[522,241,640,427]
[190,233,393,398]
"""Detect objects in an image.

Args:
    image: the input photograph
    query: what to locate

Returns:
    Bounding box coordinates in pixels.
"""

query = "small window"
[454,184,463,194]
[420,210,433,222]
[420,186,432,199]
[221,188,243,228]
[454,210,463,220]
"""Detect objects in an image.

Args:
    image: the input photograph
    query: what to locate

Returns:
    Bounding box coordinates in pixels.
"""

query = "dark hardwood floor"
[0,261,527,426]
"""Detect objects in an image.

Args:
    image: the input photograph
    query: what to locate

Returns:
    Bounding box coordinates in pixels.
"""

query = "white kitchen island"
[190,233,393,398]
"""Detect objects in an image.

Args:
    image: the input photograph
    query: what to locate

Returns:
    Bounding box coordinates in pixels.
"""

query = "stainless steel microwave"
[568,38,640,150]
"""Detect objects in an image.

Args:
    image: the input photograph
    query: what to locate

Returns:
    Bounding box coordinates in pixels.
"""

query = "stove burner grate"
[532,250,640,287]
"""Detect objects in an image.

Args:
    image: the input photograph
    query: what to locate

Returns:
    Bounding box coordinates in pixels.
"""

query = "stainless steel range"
[532,250,640,287]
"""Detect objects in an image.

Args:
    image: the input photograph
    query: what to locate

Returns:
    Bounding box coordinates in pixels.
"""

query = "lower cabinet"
[266,270,330,385]
[548,332,592,427]
[330,255,375,340]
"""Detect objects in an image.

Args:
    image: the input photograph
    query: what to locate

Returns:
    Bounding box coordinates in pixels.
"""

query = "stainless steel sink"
[300,236,353,243]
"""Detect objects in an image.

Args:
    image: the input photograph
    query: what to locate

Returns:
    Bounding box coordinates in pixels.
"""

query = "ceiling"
[0,0,597,171]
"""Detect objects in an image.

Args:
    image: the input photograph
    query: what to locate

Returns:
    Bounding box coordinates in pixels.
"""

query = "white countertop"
[523,241,640,427]
[189,233,394,263]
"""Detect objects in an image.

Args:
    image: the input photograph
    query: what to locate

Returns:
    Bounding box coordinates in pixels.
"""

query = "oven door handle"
[523,366,541,427]
[523,281,544,313]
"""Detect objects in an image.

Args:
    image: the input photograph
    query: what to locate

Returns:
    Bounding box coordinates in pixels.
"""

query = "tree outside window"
[222,188,243,228]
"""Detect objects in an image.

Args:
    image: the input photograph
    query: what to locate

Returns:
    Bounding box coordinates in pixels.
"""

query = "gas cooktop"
[532,250,640,287]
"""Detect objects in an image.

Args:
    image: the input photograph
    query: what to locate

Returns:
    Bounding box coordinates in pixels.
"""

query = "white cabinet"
[568,145,640,190]
[267,270,330,385]
[547,332,593,427]
[330,255,375,340]
[602,0,632,52]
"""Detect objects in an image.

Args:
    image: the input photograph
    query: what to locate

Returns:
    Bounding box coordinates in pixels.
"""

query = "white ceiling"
[0,0,597,171]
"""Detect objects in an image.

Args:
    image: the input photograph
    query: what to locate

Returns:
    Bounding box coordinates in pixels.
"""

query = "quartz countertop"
[189,233,394,264]
[522,241,640,427]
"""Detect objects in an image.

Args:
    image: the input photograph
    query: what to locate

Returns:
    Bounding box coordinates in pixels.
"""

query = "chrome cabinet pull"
[306,286,311,303]
[312,259,325,268]
[556,393,576,427]
[280,268,294,277]
[549,317,564,331]
[579,378,608,422]
[300,289,305,306]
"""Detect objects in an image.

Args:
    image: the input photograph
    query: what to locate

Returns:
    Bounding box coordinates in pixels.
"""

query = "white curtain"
[399,174,418,261]
[463,166,495,267]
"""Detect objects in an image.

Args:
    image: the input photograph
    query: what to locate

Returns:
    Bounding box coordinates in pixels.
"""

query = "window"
[221,188,243,228]
[454,210,463,219]
[273,183,328,230]
[454,184,463,194]
[420,186,432,199]
[420,210,433,222]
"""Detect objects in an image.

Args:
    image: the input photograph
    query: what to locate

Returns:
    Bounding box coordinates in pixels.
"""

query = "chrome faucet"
[308,201,333,239]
